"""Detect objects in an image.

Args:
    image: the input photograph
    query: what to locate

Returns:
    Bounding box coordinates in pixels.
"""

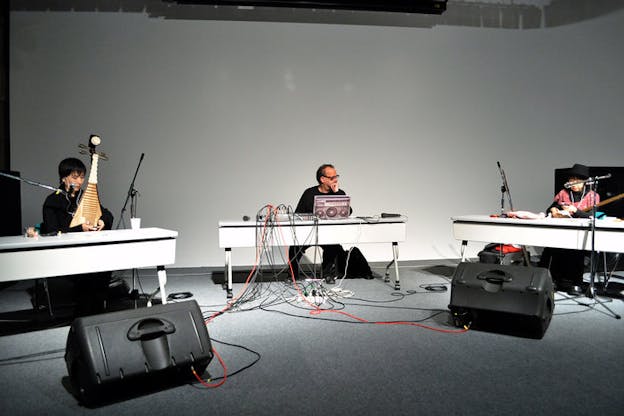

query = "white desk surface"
[451,215,624,230]
[0,228,178,283]
[451,215,624,253]
[219,216,407,227]
[0,227,178,251]
[218,216,407,248]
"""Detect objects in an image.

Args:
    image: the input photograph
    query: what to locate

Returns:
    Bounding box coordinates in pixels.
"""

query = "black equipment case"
[449,262,555,338]
[477,243,525,265]
[65,300,213,406]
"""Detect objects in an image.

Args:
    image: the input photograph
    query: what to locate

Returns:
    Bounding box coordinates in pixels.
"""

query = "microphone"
[564,180,585,189]
[564,174,611,189]
[564,179,590,189]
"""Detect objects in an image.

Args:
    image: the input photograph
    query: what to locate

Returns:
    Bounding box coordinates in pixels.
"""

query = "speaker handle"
[476,269,513,284]
[127,318,176,341]
[127,318,177,371]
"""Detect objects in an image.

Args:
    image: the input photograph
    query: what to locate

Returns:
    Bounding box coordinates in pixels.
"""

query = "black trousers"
[288,244,344,279]
[539,247,585,286]
[32,272,111,316]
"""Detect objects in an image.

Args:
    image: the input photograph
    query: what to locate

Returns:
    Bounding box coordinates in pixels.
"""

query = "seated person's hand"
[550,207,570,218]
[81,220,104,232]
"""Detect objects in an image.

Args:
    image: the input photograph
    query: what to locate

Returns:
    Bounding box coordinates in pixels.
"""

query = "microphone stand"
[115,153,145,308]
[496,162,529,265]
[0,171,67,196]
[497,161,514,216]
[116,153,144,230]
[584,177,620,319]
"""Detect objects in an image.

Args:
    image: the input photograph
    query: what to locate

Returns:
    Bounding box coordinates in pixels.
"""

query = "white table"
[451,215,624,261]
[0,227,178,305]
[218,216,408,297]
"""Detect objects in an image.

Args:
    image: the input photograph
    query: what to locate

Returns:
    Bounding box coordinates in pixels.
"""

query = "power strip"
[298,293,326,305]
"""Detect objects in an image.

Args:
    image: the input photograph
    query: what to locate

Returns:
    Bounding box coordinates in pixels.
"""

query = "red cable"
[205,205,275,324]
[275,219,322,310]
[203,209,465,391]
[195,209,467,391]
[191,346,227,388]
[274,219,467,333]
[311,309,468,333]
[275,219,467,332]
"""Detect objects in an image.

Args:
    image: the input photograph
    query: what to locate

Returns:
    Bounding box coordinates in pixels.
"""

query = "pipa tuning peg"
[77,142,108,160]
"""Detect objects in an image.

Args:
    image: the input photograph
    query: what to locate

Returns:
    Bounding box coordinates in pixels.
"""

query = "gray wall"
[9,1,624,267]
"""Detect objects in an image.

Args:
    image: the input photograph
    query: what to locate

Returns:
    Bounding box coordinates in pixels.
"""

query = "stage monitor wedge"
[65,300,213,407]
[165,0,448,15]
[449,262,554,339]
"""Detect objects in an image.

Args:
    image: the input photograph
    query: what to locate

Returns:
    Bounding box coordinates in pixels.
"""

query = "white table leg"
[157,265,167,305]
[225,248,233,299]
[392,242,400,290]
[460,240,468,262]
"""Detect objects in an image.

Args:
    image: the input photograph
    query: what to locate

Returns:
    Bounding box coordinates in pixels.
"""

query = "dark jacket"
[41,188,114,233]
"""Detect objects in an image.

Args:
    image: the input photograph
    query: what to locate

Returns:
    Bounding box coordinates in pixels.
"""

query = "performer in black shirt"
[289,164,349,284]
[41,157,113,234]
[39,157,115,315]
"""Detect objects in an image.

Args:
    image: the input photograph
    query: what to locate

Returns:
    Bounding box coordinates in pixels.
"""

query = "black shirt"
[295,186,350,214]
[42,188,114,233]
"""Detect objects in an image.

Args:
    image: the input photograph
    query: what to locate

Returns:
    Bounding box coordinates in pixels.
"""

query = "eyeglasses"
[323,175,340,180]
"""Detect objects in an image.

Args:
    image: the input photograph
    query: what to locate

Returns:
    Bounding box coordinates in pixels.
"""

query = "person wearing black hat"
[547,163,600,219]
[539,163,600,295]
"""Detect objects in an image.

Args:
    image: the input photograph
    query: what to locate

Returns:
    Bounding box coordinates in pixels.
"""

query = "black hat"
[566,163,589,179]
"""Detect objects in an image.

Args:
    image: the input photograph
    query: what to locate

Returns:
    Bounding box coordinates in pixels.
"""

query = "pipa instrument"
[69,135,108,228]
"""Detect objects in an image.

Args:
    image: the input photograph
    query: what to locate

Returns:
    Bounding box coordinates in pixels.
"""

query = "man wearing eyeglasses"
[288,164,348,284]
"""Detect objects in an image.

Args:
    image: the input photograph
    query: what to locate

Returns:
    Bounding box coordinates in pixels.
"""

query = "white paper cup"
[130,217,141,230]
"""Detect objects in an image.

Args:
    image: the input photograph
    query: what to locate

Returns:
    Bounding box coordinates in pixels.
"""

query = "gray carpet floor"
[0,262,622,415]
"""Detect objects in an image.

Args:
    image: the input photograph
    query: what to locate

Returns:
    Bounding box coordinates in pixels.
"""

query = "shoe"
[554,279,573,293]
[322,264,335,277]
[567,285,583,296]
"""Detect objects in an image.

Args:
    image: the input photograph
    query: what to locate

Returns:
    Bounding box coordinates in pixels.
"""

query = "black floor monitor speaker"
[449,263,555,339]
[64,300,213,406]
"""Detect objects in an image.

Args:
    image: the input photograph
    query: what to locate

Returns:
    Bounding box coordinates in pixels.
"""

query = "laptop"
[313,195,351,219]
